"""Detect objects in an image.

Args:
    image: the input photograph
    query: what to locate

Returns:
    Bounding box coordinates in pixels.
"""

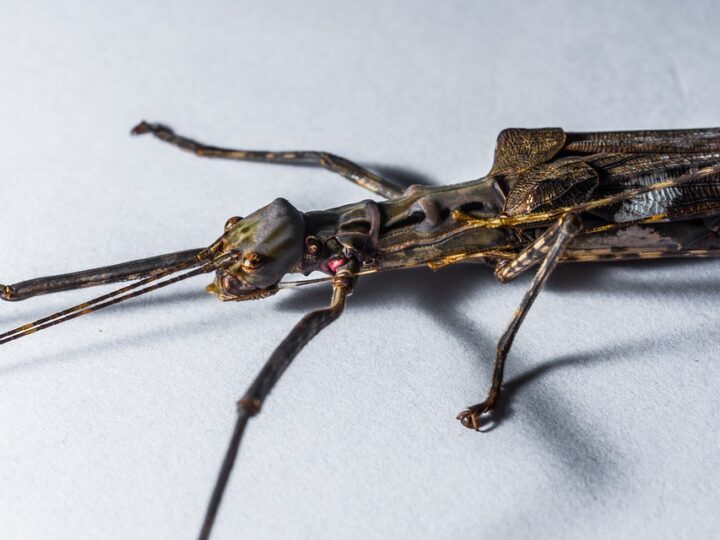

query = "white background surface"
[1,1,719,539]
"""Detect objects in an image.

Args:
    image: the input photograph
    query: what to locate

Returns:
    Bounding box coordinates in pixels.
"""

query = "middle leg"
[457,213,583,430]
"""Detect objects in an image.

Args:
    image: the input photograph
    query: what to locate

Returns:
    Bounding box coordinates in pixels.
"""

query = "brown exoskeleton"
[4,122,720,539]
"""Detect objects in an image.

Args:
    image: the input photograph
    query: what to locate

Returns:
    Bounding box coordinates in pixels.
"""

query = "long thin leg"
[198,266,356,540]
[457,214,583,430]
[132,121,403,199]
[1,248,205,302]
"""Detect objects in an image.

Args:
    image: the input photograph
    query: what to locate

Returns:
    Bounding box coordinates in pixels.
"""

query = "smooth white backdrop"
[1,1,719,539]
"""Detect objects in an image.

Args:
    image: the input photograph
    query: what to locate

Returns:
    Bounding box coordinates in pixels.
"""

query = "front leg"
[457,214,582,430]
[198,263,356,540]
[132,121,403,198]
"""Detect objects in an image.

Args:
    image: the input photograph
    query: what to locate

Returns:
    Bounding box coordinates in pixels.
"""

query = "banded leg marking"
[132,121,403,199]
[458,214,583,430]
[494,216,579,283]
[1,249,205,302]
[198,265,356,540]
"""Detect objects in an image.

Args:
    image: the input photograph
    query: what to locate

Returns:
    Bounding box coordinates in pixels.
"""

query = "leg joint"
[237,398,262,416]
[318,152,336,168]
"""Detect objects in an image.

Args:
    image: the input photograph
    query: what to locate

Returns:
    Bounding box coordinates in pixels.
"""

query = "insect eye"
[224,216,244,230]
[241,251,265,271]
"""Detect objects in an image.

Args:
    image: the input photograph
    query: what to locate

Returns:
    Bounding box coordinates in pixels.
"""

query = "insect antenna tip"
[0,284,12,301]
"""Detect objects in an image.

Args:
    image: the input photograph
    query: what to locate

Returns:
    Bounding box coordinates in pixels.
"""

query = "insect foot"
[130,120,169,137]
[130,120,153,135]
[456,401,495,431]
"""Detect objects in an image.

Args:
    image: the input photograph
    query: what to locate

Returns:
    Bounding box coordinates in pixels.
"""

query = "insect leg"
[457,213,583,430]
[1,248,205,302]
[198,265,356,540]
[493,216,578,283]
[131,121,403,199]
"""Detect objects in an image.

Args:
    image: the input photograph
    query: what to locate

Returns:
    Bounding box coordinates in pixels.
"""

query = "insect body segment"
[5,123,720,540]
[207,198,306,301]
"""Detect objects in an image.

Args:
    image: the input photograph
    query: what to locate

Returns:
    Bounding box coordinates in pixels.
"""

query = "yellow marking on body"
[454,164,720,229]
[585,213,669,235]
[426,247,518,270]
[559,247,720,262]
[586,223,618,234]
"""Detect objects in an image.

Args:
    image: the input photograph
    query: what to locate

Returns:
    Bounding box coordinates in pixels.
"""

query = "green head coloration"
[209,198,305,300]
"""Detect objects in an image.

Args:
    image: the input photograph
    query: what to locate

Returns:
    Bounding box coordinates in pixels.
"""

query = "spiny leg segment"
[132,121,403,199]
[457,213,583,430]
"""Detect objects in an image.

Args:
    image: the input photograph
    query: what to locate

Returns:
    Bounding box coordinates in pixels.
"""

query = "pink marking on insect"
[327,257,346,273]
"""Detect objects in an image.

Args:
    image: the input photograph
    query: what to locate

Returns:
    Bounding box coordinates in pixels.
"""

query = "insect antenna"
[0,249,234,346]
[277,268,383,290]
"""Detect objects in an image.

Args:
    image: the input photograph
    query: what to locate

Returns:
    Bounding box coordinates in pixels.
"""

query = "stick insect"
[4,122,720,539]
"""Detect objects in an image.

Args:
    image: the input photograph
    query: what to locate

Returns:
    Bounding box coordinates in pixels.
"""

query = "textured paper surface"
[1,1,719,539]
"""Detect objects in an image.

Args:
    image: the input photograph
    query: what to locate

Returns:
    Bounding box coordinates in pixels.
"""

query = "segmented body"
[300,128,720,277]
[4,124,720,540]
